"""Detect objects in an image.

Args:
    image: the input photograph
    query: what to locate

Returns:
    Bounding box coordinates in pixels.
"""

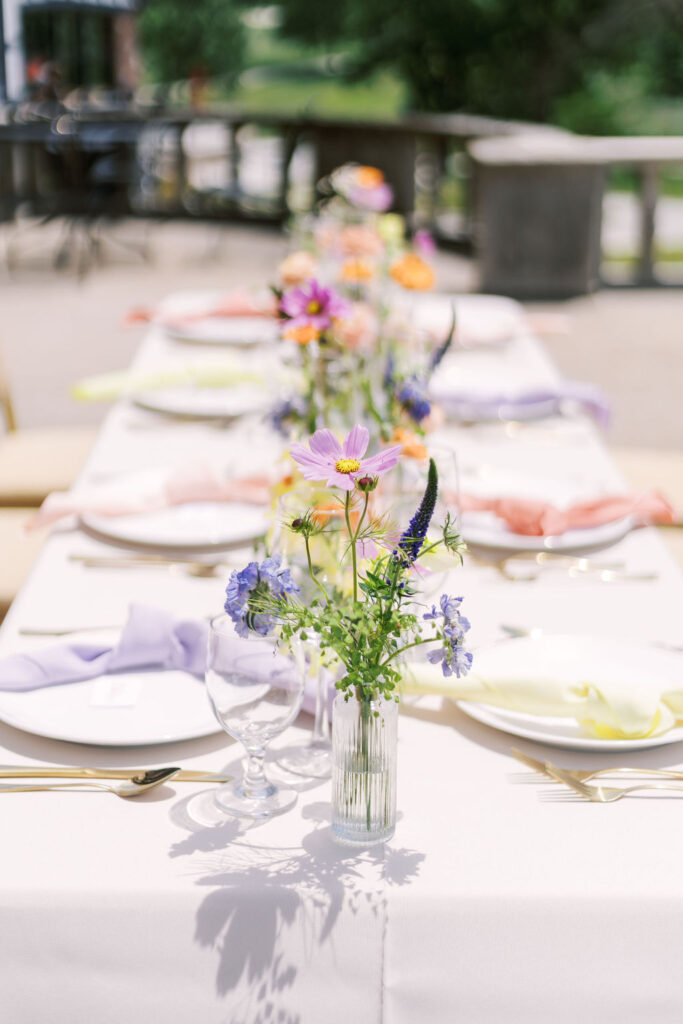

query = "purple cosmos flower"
[423,593,472,678]
[290,425,402,492]
[224,556,299,638]
[348,182,393,212]
[280,279,350,332]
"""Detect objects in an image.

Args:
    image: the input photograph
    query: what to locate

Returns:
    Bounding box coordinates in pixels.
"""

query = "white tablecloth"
[0,295,681,1023]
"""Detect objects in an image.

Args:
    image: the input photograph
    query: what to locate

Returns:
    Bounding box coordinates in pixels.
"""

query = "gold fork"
[545,764,683,802]
[511,748,683,783]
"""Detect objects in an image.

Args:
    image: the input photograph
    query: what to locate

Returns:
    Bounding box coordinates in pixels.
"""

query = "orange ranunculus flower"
[312,503,360,529]
[340,258,376,284]
[391,428,428,461]
[389,253,436,291]
[339,224,384,257]
[284,323,320,345]
[354,166,385,188]
[278,250,318,288]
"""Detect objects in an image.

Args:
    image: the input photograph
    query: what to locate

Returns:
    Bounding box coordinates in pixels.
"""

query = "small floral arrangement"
[224,425,471,703]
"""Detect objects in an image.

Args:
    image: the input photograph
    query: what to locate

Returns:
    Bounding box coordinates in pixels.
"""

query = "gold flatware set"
[512,748,683,803]
[0,764,231,798]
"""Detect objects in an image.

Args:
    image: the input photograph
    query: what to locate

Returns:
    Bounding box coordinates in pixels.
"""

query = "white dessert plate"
[457,634,683,752]
[0,631,221,746]
[165,317,279,346]
[461,512,634,555]
[133,385,269,420]
[81,502,268,553]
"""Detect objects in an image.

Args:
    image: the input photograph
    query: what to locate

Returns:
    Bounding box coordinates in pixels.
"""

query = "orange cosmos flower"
[354,166,385,188]
[284,324,320,346]
[391,428,428,461]
[389,253,436,291]
[341,258,376,284]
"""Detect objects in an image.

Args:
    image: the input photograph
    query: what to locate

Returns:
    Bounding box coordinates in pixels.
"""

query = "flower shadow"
[169,794,424,1022]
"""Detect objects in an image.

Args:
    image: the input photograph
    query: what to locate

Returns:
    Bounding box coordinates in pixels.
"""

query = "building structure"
[0,0,140,103]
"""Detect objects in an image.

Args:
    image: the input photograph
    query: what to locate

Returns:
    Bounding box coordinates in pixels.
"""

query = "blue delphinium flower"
[397,377,431,424]
[396,457,437,564]
[424,593,473,678]
[224,556,299,638]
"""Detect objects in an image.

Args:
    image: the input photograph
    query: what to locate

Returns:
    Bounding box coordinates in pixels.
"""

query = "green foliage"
[261,0,683,130]
[138,0,244,84]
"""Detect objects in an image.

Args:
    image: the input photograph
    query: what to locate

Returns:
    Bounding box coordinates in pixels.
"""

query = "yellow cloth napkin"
[402,636,683,740]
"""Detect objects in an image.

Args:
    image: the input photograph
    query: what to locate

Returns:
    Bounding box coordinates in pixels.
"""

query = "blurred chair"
[0,508,47,621]
[0,351,95,507]
[613,446,683,570]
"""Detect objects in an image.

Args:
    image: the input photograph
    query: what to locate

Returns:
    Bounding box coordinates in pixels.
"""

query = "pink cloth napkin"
[27,463,271,531]
[459,490,676,537]
[125,289,277,326]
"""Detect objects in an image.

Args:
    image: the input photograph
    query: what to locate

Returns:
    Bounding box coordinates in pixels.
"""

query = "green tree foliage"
[267,0,683,127]
[138,0,244,84]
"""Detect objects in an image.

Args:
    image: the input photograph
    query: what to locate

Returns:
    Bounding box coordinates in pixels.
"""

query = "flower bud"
[356,475,378,493]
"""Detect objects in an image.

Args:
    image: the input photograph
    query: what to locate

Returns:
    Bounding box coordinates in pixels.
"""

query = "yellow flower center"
[306,300,321,314]
[335,458,361,474]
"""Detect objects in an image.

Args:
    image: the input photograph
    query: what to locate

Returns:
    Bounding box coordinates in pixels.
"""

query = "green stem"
[379,636,437,669]
[345,491,358,603]
[304,535,330,602]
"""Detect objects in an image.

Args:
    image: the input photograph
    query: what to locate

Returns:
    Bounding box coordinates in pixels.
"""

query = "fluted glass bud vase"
[331,691,398,846]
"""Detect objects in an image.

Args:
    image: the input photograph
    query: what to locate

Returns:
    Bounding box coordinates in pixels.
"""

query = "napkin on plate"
[26,462,271,531]
[125,289,277,326]
[0,603,324,714]
[429,381,611,428]
[401,650,683,740]
[459,490,676,536]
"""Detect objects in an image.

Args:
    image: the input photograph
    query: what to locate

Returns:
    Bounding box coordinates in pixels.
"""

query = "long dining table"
[0,294,681,1024]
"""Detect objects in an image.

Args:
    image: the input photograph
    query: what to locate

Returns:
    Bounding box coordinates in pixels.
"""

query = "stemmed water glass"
[205,615,306,819]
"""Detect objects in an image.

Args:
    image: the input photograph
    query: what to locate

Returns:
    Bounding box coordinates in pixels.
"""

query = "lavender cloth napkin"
[430,381,611,429]
[0,604,326,715]
[0,604,208,692]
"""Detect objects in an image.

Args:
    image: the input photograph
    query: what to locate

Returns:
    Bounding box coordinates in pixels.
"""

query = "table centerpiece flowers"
[222,424,472,845]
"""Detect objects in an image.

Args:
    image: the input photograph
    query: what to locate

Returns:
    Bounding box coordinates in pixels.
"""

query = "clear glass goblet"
[206,616,306,818]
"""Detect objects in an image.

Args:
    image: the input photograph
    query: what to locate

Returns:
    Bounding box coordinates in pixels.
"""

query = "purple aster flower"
[224,556,299,638]
[397,377,431,424]
[280,279,350,332]
[290,425,402,492]
[413,229,436,257]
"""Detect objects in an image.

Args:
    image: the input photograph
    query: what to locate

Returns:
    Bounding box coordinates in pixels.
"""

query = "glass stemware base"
[214,776,298,819]
[277,740,332,779]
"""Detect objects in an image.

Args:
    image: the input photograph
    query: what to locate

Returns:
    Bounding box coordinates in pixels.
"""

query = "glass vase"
[331,691,398,846]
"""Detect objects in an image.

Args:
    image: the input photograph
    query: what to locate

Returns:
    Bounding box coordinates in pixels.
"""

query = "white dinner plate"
[133,384,269,420]
[82,502,268,553]
[461,512,634,555]
[412,293,523,347]
[457,634,683,752]
[0,632,221,747]
[165,317,279,347]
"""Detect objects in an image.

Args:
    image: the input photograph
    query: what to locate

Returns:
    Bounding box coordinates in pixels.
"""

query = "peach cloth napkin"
[125,289,277,326]
[459,490,676,536]
[27,463,271,531]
